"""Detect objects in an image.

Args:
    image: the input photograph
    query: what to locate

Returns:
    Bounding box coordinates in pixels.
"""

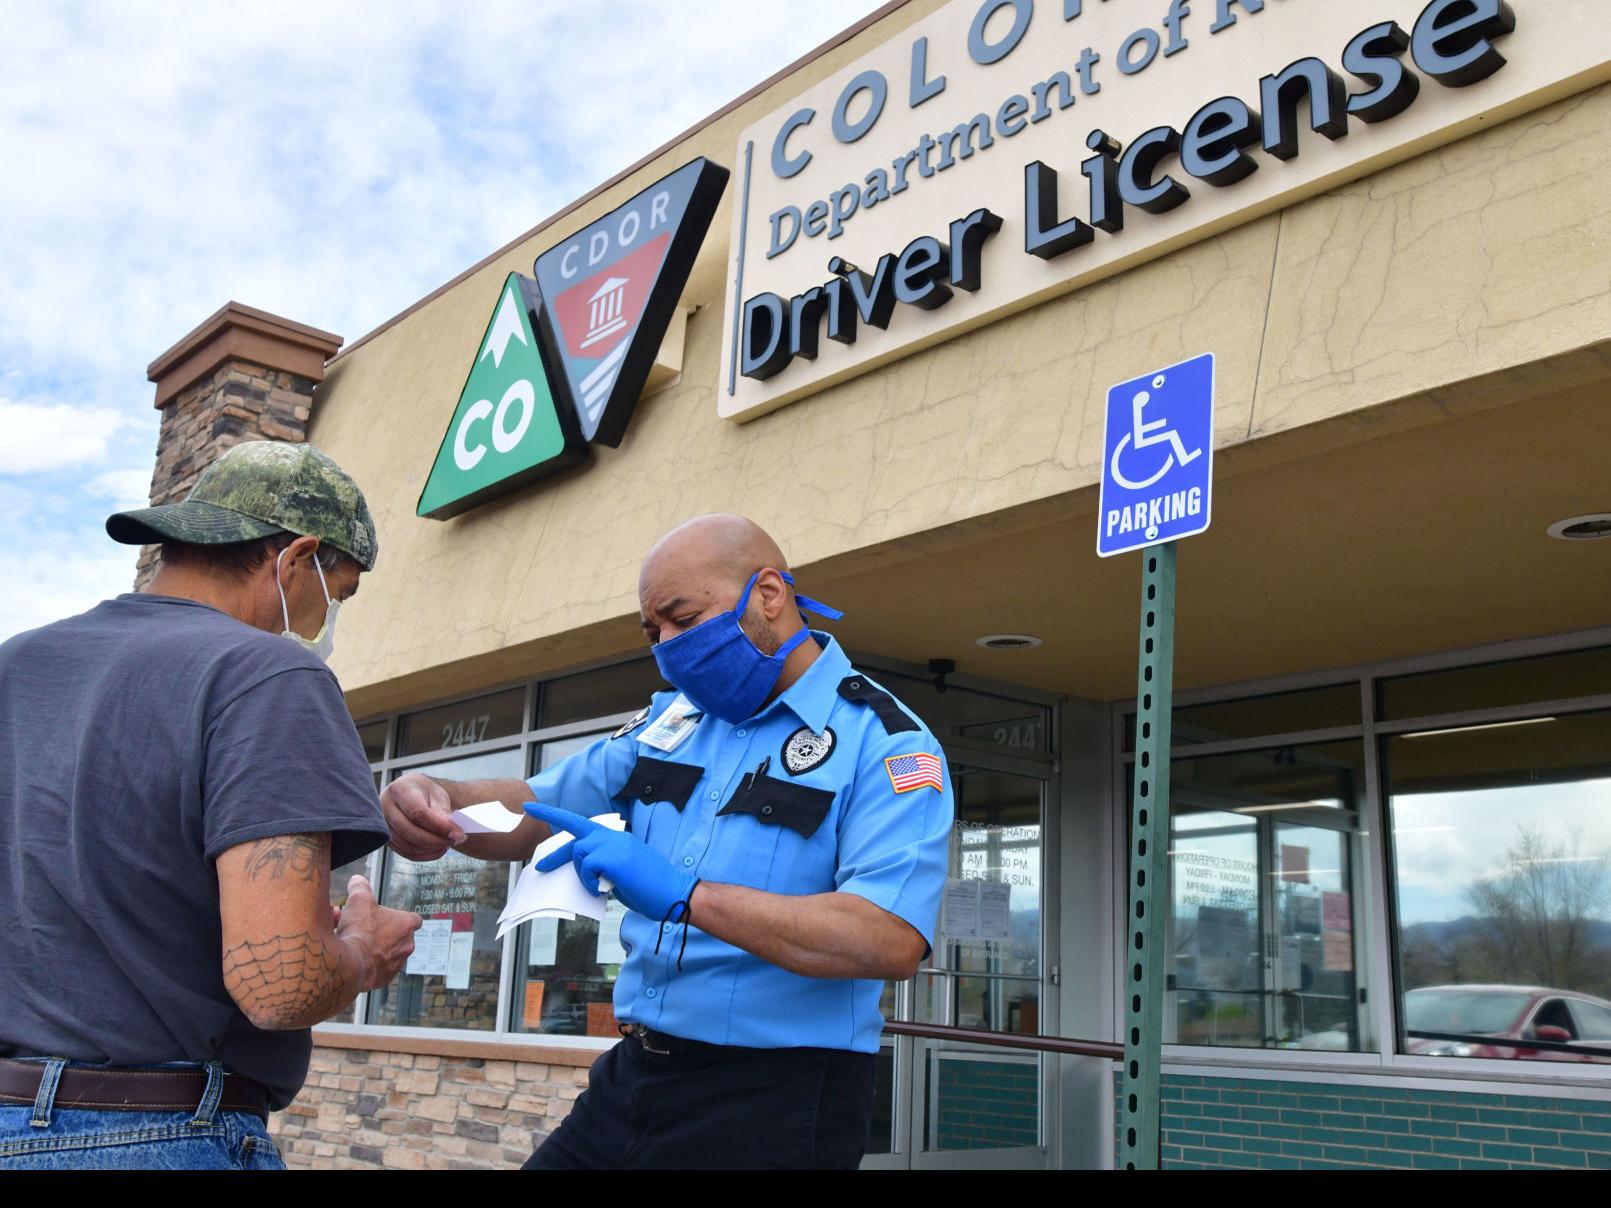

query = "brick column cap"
[147,302,343,410]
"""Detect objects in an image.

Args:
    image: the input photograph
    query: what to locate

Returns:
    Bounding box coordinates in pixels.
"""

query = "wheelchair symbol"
[1108,373,1203,491]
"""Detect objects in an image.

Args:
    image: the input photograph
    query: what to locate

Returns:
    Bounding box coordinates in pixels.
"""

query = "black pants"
[524,1037,875,1170]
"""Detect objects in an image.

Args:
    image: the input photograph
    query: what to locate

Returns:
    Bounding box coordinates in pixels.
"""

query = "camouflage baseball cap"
[106,440,379,571]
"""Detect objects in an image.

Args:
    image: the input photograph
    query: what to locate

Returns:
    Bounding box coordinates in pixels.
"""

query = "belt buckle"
[630,1024,671,1055]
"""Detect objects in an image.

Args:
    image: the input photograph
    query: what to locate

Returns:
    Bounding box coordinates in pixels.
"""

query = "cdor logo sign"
[416,273,585,520]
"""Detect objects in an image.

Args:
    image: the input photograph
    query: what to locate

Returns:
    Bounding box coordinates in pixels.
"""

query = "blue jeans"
[0,1059,284,1170]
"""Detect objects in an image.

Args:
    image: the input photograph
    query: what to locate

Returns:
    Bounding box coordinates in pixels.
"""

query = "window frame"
[1110,624,1611,1091]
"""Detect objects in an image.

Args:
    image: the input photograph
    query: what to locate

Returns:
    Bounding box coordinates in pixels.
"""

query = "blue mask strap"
[733,570,763,617]
[774,625,813,662]
[737,570,811,659]
[779,571,845,621]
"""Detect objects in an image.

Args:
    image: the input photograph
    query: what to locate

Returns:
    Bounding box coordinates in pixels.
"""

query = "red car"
[1405,984,1611,1063]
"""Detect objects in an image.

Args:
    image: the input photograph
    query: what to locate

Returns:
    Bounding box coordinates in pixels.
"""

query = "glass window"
[326,852,373,1024]
[1386,709,1611,1064]
[510,733,622,1037]
[1124,683,1359,751]
[1156,741,1371,1051]
[397,688,525,757]
[874,670,1052,756]
[911,766,1045,1155]
[539,658,665,729]
[1379,646,1611,721]
[369,749,523,1030]
[355,720,387,763]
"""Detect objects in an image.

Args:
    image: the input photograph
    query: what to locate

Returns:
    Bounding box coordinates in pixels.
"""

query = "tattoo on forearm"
[222,932,355,1028]
[244,834,329,883]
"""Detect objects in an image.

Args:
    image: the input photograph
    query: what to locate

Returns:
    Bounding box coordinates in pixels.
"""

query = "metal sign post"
[1097,353,1213,1170]
[1117,542,1176,1170]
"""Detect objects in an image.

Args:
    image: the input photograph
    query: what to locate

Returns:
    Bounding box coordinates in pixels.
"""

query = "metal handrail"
[882,1020,1123,1059]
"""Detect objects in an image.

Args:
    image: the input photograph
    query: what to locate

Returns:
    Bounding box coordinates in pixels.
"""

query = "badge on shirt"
[782,726,836,775]
[637,694,703,753]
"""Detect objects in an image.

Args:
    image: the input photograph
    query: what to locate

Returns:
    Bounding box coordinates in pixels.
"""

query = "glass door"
[865,754,1056,1170]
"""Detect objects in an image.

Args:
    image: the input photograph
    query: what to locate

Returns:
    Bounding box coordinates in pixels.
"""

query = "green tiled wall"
[935,1058,1039,1150]
[1116,1075,1611,1169]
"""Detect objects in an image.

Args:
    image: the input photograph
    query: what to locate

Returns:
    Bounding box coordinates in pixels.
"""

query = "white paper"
[638,695,701,752]
[406,918,452,976]
[446,931,474,989]
[448,801,523,835]
[942,878,980,942]
[596,898,628,964]
[495,813,626,940]
[527,917,559,966]
[978,881,1011,942]
[1281,939,1302,989]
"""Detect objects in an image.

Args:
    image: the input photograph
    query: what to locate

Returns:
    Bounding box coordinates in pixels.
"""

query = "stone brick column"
[134,303,343,588]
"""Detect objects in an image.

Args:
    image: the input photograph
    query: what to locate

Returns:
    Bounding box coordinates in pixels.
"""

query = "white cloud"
[0,0,881,642]
[0,534,139,640]
[0,397,134,473]
[87,468,155,511]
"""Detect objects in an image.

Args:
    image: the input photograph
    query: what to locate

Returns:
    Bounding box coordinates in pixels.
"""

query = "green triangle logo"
[417,273,585,519]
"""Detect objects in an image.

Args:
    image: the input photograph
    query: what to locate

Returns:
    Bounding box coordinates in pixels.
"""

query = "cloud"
[0,397,135,473]
[0,0,882,642]
[87,468,155,511]
[1,533,139,639]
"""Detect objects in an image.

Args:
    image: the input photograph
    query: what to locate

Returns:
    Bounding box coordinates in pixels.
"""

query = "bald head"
[638,513,796,650]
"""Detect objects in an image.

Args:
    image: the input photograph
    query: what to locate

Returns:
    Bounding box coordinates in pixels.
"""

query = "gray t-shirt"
[0,593,388,1109]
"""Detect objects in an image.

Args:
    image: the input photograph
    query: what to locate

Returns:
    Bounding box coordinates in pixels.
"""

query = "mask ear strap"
[312,550,332,606]
[773,626,813,661]
[275,546,294,632]
[778,571,845,622]
[734,570,763,617]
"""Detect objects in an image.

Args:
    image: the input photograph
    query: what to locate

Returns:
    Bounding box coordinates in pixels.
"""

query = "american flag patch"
[885,752,943,794]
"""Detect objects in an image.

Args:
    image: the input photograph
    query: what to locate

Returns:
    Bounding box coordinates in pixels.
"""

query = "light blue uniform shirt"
[525,634,953,1053]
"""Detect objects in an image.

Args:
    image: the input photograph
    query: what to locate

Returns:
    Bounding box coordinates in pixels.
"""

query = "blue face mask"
[652,571,844,724]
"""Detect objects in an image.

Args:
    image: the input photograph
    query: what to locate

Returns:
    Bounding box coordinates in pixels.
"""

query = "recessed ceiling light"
[1548,513,1611,540]
[976,634,1043,650]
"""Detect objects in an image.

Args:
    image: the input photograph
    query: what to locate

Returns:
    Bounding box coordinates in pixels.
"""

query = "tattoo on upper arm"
[244,833,329,883]
[222,932,352,1028]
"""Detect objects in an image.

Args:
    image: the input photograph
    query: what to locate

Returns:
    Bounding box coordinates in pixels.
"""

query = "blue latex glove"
[524,803,697,922]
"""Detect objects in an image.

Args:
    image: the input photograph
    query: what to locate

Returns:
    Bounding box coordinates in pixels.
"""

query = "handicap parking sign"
[1097,353,1215,558]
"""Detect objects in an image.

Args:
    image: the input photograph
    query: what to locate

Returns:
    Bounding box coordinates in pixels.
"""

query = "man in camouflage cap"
[0,439,420,1170]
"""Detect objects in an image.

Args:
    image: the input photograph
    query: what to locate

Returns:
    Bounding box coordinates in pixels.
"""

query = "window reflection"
[370,749,522,1031]
[1159,741,1370,1051]
[1387,710,1611,1064]
[511,732,622,1037]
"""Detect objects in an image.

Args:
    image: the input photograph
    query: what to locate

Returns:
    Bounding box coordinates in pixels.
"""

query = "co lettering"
[452,380,536,471]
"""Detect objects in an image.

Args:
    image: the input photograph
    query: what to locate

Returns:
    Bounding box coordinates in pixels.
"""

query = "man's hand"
[334,874,423,991]
[382,771,465,861]
[526,803,696,922]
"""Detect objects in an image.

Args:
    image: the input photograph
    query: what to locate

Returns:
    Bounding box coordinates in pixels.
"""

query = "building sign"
[417,273,584,520]
[1097,351,1213,556]
[720,0,1611,422]
[420,158,728,519]
[534,157,729,447]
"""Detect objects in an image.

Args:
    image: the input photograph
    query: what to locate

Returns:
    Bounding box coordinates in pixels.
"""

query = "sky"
[0,0,882,641]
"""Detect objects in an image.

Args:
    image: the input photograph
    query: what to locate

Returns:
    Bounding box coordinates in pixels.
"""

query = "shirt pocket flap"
[614,755,704,811]
[718,776,835,838]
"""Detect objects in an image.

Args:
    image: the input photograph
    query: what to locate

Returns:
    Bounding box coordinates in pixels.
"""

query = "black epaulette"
[837,674,920,734]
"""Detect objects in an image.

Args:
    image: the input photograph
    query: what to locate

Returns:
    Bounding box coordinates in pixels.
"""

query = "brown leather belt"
[0,1059,270,1124]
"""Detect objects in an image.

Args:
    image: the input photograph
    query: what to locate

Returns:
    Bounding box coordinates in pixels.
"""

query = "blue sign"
[1097,352,1215,558]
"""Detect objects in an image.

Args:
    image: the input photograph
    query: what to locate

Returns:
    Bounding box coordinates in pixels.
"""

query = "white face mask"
[276,545,339,663]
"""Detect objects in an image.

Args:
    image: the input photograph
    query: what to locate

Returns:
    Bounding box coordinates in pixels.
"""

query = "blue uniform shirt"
[525,634,953,1053]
